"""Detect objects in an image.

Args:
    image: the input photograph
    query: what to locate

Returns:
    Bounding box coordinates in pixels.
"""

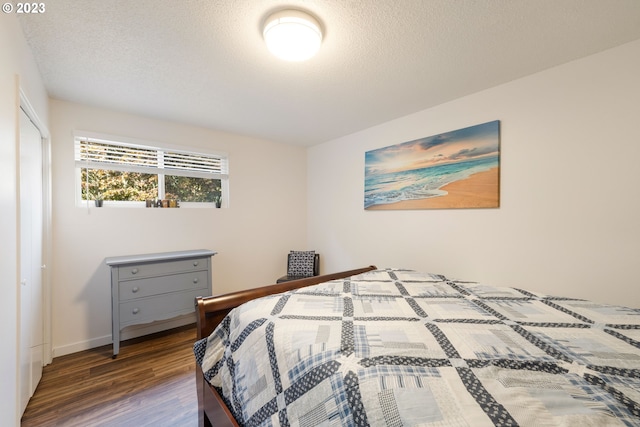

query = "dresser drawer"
[119,270,209,301]
[118,257,208,280]
[119,288,208,326]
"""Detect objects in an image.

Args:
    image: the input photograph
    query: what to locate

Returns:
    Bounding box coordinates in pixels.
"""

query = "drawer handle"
[131,268,139,275]
[193,261,199,267]
[132,308,140,314]
[193,278,199,284]
[132,286,139,293]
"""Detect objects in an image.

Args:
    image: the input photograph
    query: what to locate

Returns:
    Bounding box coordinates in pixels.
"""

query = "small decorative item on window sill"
[214,195,222,208]
[94,199,103,207]
[146,199,180,208]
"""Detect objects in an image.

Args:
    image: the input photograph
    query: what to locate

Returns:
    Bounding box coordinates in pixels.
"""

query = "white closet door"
[19,107,44,415]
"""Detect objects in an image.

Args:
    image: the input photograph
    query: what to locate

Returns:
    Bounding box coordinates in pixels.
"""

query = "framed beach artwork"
[364,120,500,210]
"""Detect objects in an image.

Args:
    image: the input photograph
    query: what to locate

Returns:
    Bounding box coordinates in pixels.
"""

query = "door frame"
[19,89,52,366]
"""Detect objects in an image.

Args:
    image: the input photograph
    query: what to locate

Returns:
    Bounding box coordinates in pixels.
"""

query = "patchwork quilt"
[193,268,640,426]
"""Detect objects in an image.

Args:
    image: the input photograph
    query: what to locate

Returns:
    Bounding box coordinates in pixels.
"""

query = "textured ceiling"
[18,0,640,146]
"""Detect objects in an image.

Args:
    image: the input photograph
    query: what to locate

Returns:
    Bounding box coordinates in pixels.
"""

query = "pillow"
[288,250,316,277]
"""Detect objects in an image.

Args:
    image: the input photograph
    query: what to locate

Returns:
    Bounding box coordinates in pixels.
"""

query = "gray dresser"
[106,249,217,357]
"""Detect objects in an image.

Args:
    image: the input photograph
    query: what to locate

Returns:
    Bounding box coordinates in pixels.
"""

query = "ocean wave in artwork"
[364,156,498,208]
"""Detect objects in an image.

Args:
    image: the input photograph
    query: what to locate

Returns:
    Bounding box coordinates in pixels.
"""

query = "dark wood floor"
[21,325,199,427]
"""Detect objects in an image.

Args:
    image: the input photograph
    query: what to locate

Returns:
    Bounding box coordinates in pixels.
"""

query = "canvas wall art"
[364,120,500,210]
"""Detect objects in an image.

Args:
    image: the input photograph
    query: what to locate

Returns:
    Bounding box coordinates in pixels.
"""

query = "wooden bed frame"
[194,265,377,427]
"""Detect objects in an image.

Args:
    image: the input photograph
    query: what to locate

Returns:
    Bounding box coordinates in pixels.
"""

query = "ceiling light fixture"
[263,9,323,62]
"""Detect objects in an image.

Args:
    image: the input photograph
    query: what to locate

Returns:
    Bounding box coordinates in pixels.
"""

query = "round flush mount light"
[263,9,323,61]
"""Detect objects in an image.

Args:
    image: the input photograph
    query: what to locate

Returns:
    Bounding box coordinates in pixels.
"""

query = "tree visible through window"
[80,169,158,201]
[75,135,228,206]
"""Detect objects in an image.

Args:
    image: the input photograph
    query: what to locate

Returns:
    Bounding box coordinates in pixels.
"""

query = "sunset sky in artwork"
[365,121,500,176]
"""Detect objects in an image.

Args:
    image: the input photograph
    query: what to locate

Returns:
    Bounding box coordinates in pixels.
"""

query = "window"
[74,133,229,207]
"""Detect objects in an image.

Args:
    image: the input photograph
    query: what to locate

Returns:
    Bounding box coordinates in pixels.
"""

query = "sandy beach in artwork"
[367,167,499,210]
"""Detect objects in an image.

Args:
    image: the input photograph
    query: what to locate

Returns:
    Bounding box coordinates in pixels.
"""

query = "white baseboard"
[52,315,195,358]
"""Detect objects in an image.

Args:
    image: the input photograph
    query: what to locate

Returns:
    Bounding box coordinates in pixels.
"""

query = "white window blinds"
[74,136,228,180]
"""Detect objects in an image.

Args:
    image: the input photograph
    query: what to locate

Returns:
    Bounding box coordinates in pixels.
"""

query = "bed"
[193,266,640,426]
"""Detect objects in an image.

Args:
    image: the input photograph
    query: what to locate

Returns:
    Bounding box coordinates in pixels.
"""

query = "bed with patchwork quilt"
[193,267,640,426]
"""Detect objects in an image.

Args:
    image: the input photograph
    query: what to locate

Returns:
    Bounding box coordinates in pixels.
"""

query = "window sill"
[76,201,224,209]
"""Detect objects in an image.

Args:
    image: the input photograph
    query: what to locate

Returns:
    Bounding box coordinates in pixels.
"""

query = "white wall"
[0,13,50,427]
[308,40,640,309]
[50,100,308,356]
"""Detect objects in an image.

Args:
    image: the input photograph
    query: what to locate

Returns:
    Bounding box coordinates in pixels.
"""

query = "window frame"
[74,131,229,208]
